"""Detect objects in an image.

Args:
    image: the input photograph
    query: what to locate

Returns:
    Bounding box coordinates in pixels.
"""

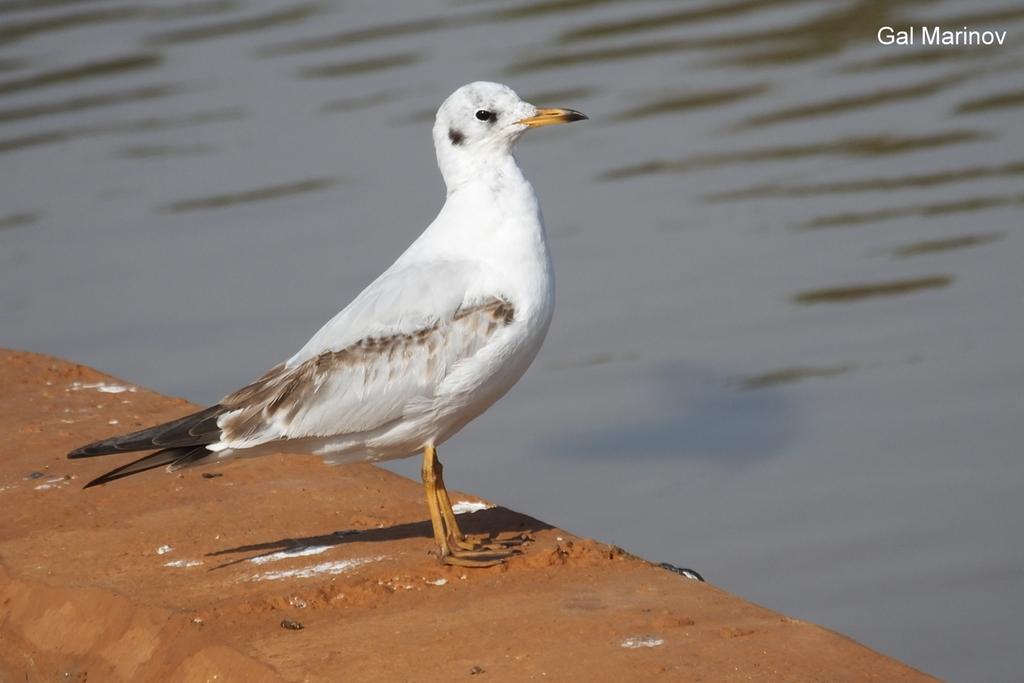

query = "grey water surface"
[2,0,1022,679]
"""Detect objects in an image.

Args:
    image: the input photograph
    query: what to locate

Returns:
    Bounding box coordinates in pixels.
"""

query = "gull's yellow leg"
[423,445,497,566]
[421,445,452,558]
[423,446,523,566]
[431,449,471,548]
[433,451,525,553]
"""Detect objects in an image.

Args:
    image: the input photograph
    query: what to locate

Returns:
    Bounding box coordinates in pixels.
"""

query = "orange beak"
[518,107,588,128]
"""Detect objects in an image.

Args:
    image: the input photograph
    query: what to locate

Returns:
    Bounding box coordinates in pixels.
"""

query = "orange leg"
[421,445,521,567]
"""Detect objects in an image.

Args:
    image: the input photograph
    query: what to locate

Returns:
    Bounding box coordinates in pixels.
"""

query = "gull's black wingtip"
[66,404,225,461]
[78,445,213,489]
[82,470,126,488]
[68,441,117,459]
[81,464,125,488]
[67,437,130,460]
[81,466,132,488]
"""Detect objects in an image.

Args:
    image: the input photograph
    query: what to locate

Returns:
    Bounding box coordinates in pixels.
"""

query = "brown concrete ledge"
[0,350,936,682]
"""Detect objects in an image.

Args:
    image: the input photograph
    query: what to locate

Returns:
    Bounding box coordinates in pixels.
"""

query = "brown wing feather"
[217,297,515,446]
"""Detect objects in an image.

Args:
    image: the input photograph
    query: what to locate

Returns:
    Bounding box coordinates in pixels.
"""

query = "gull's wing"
[214,260,514,450]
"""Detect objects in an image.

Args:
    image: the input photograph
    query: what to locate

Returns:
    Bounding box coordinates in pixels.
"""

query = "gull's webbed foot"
[441,546,520,568]
[451,533,530,553]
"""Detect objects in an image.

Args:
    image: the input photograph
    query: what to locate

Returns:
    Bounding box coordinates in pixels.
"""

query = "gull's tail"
[67,404,226,487]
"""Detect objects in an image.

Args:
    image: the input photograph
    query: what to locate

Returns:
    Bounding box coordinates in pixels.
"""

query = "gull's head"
[432,82,586,182]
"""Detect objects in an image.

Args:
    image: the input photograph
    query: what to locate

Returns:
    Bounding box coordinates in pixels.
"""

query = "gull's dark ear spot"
[448,128,465,146]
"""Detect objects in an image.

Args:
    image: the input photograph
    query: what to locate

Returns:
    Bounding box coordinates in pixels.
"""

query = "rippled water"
[2,1,1022,678]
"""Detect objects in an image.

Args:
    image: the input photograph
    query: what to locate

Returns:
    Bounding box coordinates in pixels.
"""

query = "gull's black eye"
[475,109,494,122]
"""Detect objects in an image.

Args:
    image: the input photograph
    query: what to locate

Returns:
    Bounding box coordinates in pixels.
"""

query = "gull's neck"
[401,145,548,274]
[436,143,526,195]
[434,144,542,231]
[388,141,554,320]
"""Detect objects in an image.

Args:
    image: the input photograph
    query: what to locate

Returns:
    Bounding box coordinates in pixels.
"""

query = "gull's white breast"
[359,166,556,458]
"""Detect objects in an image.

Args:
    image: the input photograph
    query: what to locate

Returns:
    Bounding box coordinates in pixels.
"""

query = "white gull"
[68,81,587,567]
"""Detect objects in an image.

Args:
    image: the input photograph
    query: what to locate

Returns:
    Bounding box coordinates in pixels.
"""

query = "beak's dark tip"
[568,110,588,122]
